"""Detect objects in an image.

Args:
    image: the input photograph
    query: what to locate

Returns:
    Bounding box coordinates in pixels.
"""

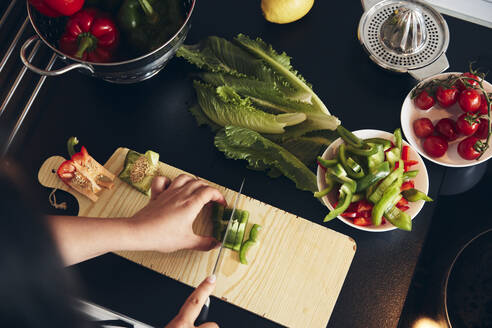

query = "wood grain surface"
[38,147,356,328]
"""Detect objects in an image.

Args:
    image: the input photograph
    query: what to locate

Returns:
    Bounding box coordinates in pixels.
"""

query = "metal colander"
[358,0,450,80]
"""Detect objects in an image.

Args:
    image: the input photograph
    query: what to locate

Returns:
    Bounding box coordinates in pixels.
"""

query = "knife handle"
[194,296,210,326]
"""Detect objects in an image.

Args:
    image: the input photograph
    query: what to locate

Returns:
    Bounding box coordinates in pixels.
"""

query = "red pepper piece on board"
[59,8,119,63]
[401,180,415,191]
[29,0,85,17]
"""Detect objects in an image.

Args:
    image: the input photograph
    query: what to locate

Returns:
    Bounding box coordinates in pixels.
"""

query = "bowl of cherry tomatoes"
[401,71,492,167]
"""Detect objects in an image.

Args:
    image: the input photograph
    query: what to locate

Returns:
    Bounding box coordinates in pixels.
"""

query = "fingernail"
[207,274,216,284]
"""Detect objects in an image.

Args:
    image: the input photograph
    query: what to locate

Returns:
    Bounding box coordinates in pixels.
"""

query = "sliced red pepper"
[57,160,76,180]
[401,180,415,191]
[356,199,373,212]
[397,205,410,211]
[353,217,372,226]
[402,146,410,161]
[71,146,90,166]
[404,160,418,172]
[341,212,358,218]
[396,197,409,207]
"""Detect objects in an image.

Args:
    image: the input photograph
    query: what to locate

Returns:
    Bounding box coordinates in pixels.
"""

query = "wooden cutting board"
[38,147,356,328]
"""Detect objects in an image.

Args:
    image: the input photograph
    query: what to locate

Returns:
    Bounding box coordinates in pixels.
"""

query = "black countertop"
[1,0,492,327]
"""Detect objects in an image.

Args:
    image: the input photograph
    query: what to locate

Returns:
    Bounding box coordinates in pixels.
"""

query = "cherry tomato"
[435,118,459,141]
[436,86,458,108]
[423,135,448,158]
[478,93,490,115]
[456,113,480,136]
[455,72,480,91]
[459,89,482,113]
[414,90,435,110]
[474,119,489,139]
[413,118,434,138]
[457,137,484,160]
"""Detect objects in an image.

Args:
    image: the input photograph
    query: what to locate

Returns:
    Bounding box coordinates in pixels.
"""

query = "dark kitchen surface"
[1,0,492,327]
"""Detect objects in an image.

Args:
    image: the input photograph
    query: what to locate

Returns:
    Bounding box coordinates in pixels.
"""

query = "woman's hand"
[166,275,219,328]
[130,174,227,253]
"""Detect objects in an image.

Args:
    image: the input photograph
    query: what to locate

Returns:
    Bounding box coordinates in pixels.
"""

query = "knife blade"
[195,178,245,326]
[211,178,245,276]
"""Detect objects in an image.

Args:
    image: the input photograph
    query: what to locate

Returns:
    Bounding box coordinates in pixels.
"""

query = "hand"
[130,174,227,253]
[166,275,218,328]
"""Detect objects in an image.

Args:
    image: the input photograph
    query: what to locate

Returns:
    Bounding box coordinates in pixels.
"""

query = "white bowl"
[316,129,429,232]
[401,72,492,168]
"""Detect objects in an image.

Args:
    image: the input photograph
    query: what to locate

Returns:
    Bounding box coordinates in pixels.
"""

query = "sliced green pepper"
[326,164,357,194]
[386,148,401,169]
[372,178,402,226]
[233,211,249,251]
[385,206,412,231]
[355,161,390,193]
[346,143,379,156]
[364,138,392,151]
[212,203,226,240]
[317,156,338,168]
[394,128,403,150]
[324,183,353,222]
[366,143,385,171]
[314,184,334,198]
[67,136,79,157]
[351,193,364,203]
[239,224,262,265]
[338,144,365,179]
[402,189,433,202]
[336,125,365,148]
[403,170,419,180]
[368,163,403,203]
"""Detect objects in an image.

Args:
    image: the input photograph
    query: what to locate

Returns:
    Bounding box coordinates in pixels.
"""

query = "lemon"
[261,0,314,24]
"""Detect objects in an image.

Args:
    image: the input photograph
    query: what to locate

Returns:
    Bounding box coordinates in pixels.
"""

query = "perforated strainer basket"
[358,0,450,80]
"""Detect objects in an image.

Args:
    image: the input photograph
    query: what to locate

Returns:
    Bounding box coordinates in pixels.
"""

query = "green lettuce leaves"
[215,127,318,192]
[177,34,340,192]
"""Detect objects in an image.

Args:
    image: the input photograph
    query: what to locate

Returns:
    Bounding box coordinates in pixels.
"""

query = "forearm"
[46,215,142,266]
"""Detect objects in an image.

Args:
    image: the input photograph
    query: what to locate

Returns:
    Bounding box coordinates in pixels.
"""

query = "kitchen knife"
[195,178,245,326]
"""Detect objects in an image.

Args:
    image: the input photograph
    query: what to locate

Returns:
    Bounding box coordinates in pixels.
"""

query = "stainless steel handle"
[20,35,95,76]
[408,53,449,81]
[361,0,384,11]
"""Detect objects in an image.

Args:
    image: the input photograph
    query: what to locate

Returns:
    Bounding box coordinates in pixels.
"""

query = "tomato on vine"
[457,137,487,160]
[414,90,435,110]
[436,85,458,108]
[459,89,482,113]
[456,113,480,136]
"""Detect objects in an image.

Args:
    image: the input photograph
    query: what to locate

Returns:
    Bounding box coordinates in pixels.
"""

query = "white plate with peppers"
[316,129,430,232]
[401,71,492,167]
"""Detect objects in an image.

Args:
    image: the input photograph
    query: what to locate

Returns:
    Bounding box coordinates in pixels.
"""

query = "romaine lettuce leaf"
[214,126,318,192]
[194,81,306,134]
[234,34,330,115]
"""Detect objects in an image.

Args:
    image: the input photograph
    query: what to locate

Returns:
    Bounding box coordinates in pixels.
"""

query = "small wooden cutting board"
[38,147,356,328]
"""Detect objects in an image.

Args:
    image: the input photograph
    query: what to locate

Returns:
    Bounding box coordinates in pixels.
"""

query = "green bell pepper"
[394,128,403,150]
[118,0,184,53]
[366,143,385,171]
[385,206,412,231]
[368,162,403,203]
[346,143,379,156]
[324,183,353,222]
[119,149,160,196]
[317,156,338,168]
[336,125,365,148]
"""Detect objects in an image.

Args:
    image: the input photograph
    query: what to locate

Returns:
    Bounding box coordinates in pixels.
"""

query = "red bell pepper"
[404,160,418,172]
[402,146,410,161]
[59,8,119,63]
[29,0,84,17]
[353,217,372,226]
